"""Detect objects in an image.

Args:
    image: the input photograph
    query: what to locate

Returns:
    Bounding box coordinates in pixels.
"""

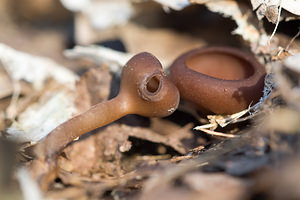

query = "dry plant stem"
[194,127,239,138]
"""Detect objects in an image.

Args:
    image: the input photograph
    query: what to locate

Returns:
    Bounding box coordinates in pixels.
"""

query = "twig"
[194,127,239,138]
[285,28,300,51]
[64,45,133,74]
[269,1,282,43]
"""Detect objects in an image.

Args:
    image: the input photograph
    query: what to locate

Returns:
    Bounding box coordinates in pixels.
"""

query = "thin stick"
[194,127,239,138]
[285,28,300,51]
[269,1,282,43]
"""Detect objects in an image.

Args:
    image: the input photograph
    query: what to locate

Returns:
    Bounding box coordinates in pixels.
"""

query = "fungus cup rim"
[169,46,267,114]
[176,46,265,84]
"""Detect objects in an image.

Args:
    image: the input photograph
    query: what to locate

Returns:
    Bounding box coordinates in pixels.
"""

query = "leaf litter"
[0,0,300,199]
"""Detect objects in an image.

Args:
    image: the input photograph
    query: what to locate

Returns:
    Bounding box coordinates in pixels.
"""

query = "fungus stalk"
[36,52,180,161]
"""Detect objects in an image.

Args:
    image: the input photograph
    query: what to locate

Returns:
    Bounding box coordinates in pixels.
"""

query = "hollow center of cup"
[186,52,254,80]
[146,74,160,93]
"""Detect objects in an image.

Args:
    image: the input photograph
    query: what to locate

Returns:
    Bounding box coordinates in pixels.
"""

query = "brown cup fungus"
[169,47,266,115]
[37,52,179,161]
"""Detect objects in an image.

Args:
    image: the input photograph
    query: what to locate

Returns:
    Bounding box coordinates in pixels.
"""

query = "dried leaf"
[251,0,300,18]
[191,0,260,44]
[57,122,190,181]
[0,43,78,90]
[7,86,76,143]
[75,67,112,112]
[152,0,190,11]
[61,0,133,29]
[64,45,132,74]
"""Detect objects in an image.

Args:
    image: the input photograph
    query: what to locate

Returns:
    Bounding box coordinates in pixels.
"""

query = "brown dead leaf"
[150,118,192,137]
[58,124,128,178]
[256,3,279,24]
[75,66,112,112]
[57,135,99,177]
[57,122,190,183]
[149,118,195,148]
[123,124,189,154]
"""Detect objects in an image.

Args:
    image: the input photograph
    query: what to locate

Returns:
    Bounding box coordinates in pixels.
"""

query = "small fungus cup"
[169,46,266,115]
[32,52,180,189]
[37,52,180,161]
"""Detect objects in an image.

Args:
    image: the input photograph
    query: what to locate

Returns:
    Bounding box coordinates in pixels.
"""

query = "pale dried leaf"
[0,43,78,90]
[190,0,260,44]
[281,0,300,15]
[61,0,133,29]
[0,44,82,143]
[251,0,263,10]
[251,0,300,17]
[7,90,76,143]
[64,45,132,74]
[60,0,89,12]
[153,0,190,11]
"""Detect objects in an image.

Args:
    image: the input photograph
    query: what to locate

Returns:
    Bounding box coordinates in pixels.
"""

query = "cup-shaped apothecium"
[169,46,266,115]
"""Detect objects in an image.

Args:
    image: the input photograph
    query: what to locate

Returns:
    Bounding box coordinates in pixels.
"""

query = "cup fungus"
[169,47,266,115]
[38,52,179,160]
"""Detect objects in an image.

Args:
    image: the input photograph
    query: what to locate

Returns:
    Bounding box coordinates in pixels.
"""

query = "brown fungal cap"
[169,46,266,115]
[121,52,180,117]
